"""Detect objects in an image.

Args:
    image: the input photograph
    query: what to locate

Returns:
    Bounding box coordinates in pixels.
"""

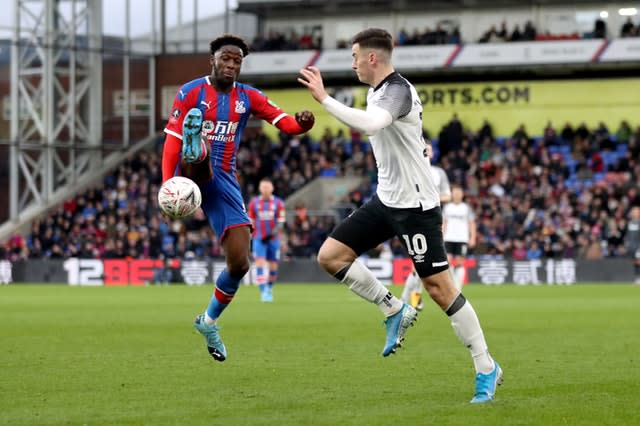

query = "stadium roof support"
[9,0,103,223]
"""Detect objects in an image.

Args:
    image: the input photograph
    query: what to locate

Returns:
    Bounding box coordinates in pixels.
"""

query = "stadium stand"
[2,118,638,263]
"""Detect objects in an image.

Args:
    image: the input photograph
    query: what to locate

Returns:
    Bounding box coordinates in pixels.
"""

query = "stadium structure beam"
[9,0,103,224]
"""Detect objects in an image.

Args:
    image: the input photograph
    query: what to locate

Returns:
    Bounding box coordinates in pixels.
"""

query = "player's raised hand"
[295,110,315,131]
[298,66,328,103]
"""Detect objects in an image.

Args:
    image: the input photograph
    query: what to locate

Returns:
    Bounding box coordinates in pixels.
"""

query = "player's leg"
[193,175,252,362]
[444,242,461,290]
[453,243,468,290]
[400,207,501,403]
[401,268,424,310]
[400,268,415,304]
[252,239,270,301]
[317,195,417,356]
[265,239,281,302]
[194,225,251,362]
[422,270,501,402]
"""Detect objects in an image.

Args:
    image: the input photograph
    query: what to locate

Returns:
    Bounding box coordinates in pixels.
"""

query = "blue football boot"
[193,314,227,362]
[381,303,417,356]
[470,362,503,403]
[182,108,204,163]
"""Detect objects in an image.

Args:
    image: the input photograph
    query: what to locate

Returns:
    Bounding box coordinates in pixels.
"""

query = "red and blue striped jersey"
[248,196,286,240]
[164,76,290,174]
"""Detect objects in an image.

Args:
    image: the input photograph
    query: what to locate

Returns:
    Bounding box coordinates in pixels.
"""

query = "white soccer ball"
[158,176,202,219]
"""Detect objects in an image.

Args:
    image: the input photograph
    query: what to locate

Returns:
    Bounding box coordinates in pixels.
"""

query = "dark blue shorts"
[199,171,251,242]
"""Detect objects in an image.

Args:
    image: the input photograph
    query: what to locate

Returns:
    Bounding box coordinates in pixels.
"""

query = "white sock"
[204,312,217,325]
[447,294,494,374]
[401,271,421,303]
[401,278,412,304]
[408,271,423,294]
[341,260,403,317]
[454,267,465,290]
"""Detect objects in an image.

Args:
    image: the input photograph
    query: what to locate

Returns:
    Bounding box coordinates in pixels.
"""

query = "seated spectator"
[523,20,537,40]
[620,17,635,37]
[593,18,607,39]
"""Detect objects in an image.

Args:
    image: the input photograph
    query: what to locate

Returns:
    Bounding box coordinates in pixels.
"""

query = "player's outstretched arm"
[162,134,182,183]
[298,66,392,135]
[273,110,315,134]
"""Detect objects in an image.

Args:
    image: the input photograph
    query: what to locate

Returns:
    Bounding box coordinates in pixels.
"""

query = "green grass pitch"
[1,283,638,425]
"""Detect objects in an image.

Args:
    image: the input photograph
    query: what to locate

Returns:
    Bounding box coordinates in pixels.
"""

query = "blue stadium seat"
[616,143,628,154]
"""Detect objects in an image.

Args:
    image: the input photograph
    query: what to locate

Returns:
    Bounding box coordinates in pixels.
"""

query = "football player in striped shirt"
[162,34,314,362]
[248,178,286,302]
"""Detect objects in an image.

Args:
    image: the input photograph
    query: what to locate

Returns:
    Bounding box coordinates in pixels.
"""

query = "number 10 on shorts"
[402,233,428,256]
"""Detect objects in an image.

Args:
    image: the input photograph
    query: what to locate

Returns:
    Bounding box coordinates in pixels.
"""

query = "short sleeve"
[247,88,288,126]
[373,82,412,120]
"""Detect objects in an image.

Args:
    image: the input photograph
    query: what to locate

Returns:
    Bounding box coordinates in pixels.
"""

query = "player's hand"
[298,66,328,103]
[295,110,315,131]
[425,143,434,159]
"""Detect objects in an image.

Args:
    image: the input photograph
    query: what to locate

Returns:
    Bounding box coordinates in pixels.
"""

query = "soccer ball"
[157,176,202,219]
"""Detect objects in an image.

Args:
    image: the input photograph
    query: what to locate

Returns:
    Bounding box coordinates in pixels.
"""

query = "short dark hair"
[210,34,250,57]
[351,28,393,52]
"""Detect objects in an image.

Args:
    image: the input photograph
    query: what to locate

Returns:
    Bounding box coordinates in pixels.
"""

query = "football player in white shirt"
[402,145,451,310]
[298,28,501,403]
[443,184,477,291]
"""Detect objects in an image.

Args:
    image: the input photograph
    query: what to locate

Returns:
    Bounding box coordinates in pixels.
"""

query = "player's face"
[452,187,464,202]
[259,180,274,198]
[211,45,243,87]
[351,43,373,85]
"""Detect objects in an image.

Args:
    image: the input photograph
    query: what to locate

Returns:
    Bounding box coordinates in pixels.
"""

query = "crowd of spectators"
[1,115,639,264]
[350,117,640,261]
[0,124,366,262]
[250,30,322,51]
[249,15,640,52]
[477,20,539,43]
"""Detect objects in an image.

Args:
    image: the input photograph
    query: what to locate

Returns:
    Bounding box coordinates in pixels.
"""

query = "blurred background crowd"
[248,16,640,51]
[3,116,639,263]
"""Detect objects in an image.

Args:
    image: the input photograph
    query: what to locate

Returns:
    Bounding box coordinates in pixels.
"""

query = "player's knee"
[227,256,250,278]
[317,239,356,274]
[316,246,332,271]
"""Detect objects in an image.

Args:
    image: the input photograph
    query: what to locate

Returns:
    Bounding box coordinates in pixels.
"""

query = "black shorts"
[330,195,449,278]
[445,241,468,257]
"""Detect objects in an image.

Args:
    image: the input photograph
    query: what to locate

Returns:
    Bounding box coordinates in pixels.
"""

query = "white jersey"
[431,165,451,199]
[367,72,440,210]
[443,202,474,243]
